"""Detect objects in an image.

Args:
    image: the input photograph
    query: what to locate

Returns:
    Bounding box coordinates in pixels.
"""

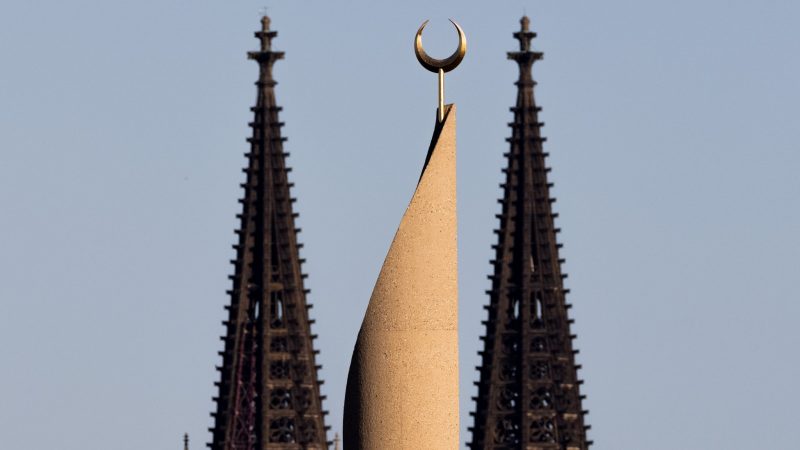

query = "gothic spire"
[468,17,591,449]
[209,16,330,450]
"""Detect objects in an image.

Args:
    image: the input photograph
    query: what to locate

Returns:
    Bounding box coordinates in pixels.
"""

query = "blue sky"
[1,1,798,449]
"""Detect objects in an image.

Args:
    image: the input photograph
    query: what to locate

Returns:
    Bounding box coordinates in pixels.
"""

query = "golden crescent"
[414,19,467,73]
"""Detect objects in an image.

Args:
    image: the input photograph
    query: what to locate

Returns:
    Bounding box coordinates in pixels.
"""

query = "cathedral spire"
[209,16,330,450]
[468,17,591,449]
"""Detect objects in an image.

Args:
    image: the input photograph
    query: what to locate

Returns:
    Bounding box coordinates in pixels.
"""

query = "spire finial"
[255,15,276,52]
[183,433,189,450]
[521,15,530,32]
[513,15,536,52]
[508,16,542,84]
[248,15,285,84]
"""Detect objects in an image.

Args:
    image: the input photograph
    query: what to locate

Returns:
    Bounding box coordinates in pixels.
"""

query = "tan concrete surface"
[343,105,459,449]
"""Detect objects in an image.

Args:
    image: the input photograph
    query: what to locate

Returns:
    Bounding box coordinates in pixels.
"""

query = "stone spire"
[209,16,330,450]
[467,17,591,449]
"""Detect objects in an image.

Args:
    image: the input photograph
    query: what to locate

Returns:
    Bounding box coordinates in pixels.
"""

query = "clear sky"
[1,1,799,449]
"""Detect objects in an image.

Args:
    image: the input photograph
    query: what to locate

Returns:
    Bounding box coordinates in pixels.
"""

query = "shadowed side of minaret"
[343,105,459,450]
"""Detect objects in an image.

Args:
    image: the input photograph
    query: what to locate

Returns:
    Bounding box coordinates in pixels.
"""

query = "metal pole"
[438,68,445,122]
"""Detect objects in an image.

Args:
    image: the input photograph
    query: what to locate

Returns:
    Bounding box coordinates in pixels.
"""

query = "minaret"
[468,17,590,449]
[209,16,330,450]
[343,104,460,449]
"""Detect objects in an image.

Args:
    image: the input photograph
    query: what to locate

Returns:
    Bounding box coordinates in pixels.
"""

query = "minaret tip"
[183,433,189,450]
[261,15,271,32]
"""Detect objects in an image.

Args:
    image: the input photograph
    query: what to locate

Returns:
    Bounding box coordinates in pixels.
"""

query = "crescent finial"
[414,19,467,73]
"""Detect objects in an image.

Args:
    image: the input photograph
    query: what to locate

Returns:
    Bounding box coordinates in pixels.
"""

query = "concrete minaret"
[343,105,459,449]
